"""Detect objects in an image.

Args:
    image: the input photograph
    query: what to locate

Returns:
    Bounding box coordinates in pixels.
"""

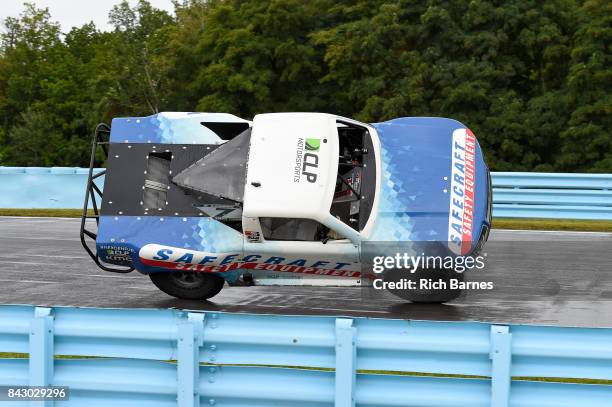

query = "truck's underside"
[79,120,253,272]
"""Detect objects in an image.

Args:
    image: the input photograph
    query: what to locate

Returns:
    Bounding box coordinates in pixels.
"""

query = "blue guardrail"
[0,167,611,220]
[491,172,612,220]
[0,305,611,406]
[0,167,101,210]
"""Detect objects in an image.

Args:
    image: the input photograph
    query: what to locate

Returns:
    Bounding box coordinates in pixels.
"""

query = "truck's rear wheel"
[149,272,225,300]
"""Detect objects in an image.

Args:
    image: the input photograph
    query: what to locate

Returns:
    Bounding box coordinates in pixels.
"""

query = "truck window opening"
[332,121,375,231]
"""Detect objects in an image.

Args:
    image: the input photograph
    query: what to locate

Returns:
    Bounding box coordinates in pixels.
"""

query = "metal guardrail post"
[178,313,205,407]
[335,318,356,407]
[29,307,54,407]
[490,325,512,407]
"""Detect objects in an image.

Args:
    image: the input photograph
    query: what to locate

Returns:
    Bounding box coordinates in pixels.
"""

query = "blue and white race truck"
[81,112,491,303]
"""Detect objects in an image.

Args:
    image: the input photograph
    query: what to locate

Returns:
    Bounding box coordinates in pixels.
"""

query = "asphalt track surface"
[0,217,611,327]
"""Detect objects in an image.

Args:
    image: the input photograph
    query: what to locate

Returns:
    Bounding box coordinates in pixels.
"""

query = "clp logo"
[303,138,320,182]
[305,138,320,151]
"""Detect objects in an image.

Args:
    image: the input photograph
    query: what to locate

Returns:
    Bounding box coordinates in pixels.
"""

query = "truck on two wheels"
[81,112,491,303]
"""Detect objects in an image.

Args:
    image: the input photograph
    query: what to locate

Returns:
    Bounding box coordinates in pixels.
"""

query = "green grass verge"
[0,209,85,218]
[493,218,612,232]
[1,353,609,385]
[1,210,610,232]
[0,352,27,358]
[0,352,101,359]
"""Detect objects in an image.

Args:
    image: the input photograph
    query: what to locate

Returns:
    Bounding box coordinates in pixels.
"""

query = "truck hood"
[370,117,489,254]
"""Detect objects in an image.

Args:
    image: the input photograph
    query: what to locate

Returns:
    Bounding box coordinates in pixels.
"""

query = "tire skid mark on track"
[0,235,81,242]
[0,254,89,259]
[0,278,59,284]
[0,260,50,266]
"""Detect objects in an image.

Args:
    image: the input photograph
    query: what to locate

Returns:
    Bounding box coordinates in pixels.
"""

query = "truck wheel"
[149,272,225,300]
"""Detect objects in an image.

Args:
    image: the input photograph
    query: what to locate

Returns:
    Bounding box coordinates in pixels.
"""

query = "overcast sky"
[1,0,175,33]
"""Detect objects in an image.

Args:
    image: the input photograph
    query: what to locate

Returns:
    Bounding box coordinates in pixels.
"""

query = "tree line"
[0,0,609,171]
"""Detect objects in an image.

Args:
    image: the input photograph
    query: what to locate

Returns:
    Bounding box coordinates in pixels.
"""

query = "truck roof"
[243,113,340,222]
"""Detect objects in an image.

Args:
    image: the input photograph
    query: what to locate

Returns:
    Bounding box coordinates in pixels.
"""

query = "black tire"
[383,268,465,303]
[149,272,225,300]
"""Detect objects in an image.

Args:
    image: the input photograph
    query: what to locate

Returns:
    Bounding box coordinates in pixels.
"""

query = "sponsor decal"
[305,138,321,151]
[244,230,261,243]
[99,244,135,264]
[294,137,320,183]
[448,128,476,255]
[138,244,360,277]
[293,138,304,182]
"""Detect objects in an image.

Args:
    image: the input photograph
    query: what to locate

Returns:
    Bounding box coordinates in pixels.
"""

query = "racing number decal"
[196,205,242,220]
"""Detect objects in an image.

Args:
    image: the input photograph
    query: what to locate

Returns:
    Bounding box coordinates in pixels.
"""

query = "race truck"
[80,112,492,303]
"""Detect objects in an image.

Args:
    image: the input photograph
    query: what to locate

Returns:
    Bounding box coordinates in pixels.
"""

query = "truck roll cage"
[79,123,134,273]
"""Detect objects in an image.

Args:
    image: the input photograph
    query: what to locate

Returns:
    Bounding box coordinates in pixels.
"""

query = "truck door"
[240,216,361,284]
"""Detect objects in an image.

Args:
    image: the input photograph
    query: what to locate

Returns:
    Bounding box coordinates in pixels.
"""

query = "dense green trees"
[0,0,609,171]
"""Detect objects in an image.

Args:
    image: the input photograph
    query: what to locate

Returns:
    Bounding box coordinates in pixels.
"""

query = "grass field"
[1,209,610,232]
[0,352,609,385]
[492,217,612,232]
[0,209,88,218]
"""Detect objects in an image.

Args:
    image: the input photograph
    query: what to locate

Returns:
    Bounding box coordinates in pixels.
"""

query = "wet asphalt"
[0,217,611,327]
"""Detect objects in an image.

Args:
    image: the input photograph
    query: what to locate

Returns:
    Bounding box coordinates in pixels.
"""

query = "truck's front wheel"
[149,272,225,300]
